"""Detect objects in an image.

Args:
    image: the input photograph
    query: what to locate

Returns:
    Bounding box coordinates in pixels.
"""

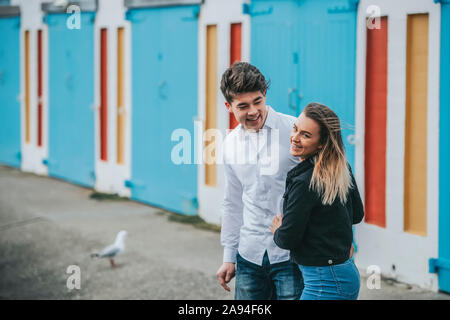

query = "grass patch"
[160,211,221,233]
[89,192,128,201]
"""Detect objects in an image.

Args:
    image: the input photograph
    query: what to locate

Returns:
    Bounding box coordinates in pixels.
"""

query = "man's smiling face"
[225,91,268,132]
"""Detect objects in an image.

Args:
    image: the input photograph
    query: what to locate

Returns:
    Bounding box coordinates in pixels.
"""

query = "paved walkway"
[0,165,449,300]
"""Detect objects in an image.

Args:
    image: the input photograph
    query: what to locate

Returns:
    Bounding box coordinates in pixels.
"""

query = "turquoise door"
[249,0,358,167]
[45,13,95,187]
[250,0,299,117]
[126,6,198,215]
[0,15,21,168]
[430,0,450,294]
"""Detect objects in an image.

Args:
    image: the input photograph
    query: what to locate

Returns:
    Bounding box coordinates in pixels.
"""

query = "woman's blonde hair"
[303,102,352,205]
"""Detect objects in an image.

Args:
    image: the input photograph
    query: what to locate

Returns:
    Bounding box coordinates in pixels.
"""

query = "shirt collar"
[262,105,275,129]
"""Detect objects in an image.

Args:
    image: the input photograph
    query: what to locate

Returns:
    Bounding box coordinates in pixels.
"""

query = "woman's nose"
[291,132,301,142]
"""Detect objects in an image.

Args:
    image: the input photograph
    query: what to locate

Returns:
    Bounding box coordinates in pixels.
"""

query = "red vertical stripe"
[37,30,43,147]
[364,17,388,228]
[229,23,241,130]
[100,29,108,161]
[230,23,242,65]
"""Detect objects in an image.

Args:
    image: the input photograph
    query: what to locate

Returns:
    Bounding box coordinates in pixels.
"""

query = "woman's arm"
[273,180,318,250]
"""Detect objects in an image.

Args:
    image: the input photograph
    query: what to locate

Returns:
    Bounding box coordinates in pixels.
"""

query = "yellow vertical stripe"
[205,25,217,187]
[25,30,30,144]
[117,27,124,164]
[404,14,429,236]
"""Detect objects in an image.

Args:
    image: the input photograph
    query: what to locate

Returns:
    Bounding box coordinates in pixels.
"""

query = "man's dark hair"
[220,62,270,104]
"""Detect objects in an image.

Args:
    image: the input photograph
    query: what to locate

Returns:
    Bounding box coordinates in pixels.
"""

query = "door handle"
[158,80,167,99]
[288,88,297,111]
[65,73,73,89]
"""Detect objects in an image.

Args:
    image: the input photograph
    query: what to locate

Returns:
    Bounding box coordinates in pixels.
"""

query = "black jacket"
[274,158,364,266]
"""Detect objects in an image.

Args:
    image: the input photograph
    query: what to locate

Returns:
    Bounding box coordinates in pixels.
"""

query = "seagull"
[91,230,127,268]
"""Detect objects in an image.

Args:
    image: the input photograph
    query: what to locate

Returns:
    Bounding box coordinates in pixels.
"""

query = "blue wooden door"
[46,13,95,187]
[250,0,357,167]
[296,0,357,168]
[127,6,198,215]
[0,15,21,168]
[432,1,450,294]
[250,0,299,117]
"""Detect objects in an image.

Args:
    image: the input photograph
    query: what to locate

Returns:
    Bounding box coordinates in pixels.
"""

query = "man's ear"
[225,101,233,113]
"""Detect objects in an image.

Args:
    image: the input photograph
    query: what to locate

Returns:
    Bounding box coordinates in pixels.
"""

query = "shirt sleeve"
[350,173,364,224]
[274,180,318,250]
[220,161,244,264]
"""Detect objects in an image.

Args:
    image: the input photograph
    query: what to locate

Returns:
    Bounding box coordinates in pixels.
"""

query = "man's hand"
[216,262,236,292]
[269,213,283,235]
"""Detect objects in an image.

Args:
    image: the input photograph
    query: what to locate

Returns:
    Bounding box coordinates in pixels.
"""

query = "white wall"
[12,0,48,176]
[354,0,440,291]
[197,0,250,224]
[94,0,131,197]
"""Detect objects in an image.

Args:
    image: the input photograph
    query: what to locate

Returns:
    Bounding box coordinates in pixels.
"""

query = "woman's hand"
[269,214,283,235]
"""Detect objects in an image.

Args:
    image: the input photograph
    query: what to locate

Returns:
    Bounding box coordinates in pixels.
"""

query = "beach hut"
[42,0,97,187]
[124,0,200,215]
[0,5,21,168]
[354,0,441,291]
[199,0,359,223]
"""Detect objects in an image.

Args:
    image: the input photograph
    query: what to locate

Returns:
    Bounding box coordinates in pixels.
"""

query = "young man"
[216,62,303,299]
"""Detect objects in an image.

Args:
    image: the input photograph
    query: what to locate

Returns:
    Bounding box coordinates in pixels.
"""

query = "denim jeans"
[298,259,360,300]
[235,251,304,300]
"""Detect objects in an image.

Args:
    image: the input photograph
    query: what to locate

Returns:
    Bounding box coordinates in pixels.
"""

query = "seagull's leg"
[110,259,115,268]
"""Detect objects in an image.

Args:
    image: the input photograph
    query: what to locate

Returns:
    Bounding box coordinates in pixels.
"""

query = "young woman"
[270,102,364,300]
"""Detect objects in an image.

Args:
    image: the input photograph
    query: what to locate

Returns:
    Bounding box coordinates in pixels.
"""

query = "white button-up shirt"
[221,106,299,266]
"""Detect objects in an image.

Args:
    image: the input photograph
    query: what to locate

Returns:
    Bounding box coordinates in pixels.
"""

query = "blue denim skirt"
[298,259,360,300]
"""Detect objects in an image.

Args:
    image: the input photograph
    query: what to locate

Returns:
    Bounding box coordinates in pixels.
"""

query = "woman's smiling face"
[290,112,323,160]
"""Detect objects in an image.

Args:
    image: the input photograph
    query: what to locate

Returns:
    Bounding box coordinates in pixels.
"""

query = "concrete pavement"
[0,164,449,300]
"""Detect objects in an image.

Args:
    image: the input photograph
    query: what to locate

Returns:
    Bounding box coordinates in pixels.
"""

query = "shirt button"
[328,260,333,265]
